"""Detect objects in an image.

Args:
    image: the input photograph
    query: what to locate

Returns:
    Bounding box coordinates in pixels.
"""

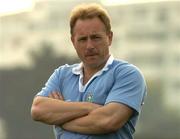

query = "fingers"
[58,94,64,100]
[48,91,64,100]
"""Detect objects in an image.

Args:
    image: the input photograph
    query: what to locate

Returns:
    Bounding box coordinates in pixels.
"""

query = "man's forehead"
[72,17,106,34]
[75,31,106,38]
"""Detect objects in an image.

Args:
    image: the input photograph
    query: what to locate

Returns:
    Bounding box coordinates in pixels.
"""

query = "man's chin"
[84,61,98,67]
[85,61,102,69]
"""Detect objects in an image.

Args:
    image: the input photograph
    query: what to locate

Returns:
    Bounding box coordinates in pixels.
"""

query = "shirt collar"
[72,55,114,75]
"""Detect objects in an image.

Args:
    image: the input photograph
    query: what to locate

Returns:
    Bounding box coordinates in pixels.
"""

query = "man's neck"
[82,67,99,85]
[82,57,109,85]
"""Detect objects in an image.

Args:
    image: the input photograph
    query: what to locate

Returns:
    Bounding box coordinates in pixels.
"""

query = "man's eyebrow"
[91,33,102,36]
[78,36,87,38]
[77,32,105,38]
[77,36,87,41]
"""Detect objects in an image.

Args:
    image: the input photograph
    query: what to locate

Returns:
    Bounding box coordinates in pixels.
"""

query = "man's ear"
[108,31,113,46]
[71,35,75,46]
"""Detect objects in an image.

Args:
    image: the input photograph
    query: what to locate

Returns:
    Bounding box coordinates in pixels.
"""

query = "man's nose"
[86,38,95,49]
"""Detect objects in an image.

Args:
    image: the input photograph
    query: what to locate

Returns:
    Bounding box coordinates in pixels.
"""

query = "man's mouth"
[85,53,98,57]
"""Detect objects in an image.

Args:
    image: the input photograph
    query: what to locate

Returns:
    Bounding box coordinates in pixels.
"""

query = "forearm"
[62,113,110,134]
[31,96,101,125]
[62,103,133,134]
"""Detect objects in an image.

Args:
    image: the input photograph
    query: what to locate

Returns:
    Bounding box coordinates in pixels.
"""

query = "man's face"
[71,17,113,69]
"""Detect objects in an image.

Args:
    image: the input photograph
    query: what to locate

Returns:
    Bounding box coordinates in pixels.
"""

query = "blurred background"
[0,0,180,139]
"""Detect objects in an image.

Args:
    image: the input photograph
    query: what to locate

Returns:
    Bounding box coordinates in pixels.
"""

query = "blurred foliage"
[135,79,180,139]
[0,44,78,139]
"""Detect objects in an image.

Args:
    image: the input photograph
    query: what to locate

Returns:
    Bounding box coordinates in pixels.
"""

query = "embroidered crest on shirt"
[86,93,93,102]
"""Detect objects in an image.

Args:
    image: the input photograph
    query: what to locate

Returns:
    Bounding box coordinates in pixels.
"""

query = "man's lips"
[85,53,98,57]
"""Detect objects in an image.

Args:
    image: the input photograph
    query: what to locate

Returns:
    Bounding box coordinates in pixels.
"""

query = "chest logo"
[86,93,93,102]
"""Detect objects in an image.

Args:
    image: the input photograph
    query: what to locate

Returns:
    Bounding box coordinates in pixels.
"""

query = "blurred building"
[2,0,179,104]
[0,0,180,138]
[0,0,180,102]
[105,1,180,109]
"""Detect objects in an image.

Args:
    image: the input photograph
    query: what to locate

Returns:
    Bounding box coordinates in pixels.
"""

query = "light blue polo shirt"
[37,56,147,139]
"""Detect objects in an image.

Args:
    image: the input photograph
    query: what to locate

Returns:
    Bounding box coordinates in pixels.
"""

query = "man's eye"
[91,36,101,40]
[78,37,87,42]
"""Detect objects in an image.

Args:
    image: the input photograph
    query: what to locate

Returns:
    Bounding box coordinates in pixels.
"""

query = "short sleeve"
[36,67,62,97]
[105,65,147,114]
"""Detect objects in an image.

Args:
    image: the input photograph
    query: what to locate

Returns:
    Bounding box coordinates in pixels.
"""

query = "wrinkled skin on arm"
[31,91,101,125]
[62,102,133,134]
[48,92,133,134]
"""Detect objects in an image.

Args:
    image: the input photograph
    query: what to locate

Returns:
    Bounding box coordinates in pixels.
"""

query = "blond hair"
[70,3,111,35]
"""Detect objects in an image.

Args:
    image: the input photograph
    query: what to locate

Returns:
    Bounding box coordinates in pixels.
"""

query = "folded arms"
[31,91,133,134]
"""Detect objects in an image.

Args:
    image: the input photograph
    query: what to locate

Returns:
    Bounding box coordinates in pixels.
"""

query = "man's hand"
[31,92,102,126]
[48,91,64,100]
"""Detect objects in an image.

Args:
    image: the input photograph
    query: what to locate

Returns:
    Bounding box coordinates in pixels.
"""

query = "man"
[31,3,147,139]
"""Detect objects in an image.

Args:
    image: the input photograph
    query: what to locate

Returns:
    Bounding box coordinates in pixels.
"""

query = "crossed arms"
[31,91,133,134]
